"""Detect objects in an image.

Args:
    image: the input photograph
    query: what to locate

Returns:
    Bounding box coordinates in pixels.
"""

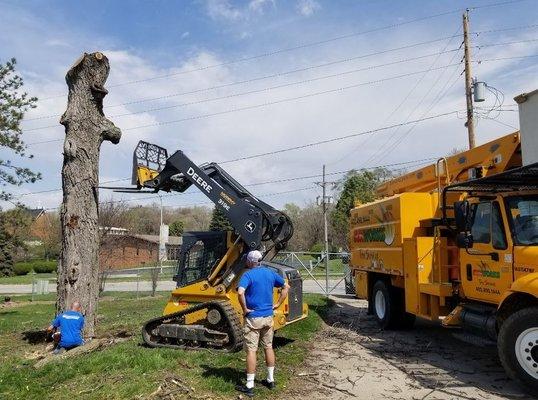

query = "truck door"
[460,200,513,304]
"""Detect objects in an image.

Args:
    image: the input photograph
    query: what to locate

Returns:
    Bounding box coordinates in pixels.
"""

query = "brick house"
[99,233,182,270]
[26,208,53,242]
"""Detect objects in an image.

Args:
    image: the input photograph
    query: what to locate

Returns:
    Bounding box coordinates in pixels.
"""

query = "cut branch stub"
[58,52,121,338]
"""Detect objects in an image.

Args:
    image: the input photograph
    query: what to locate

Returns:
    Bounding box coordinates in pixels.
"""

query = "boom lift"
[348,91,538,390]
[120,141,308,351]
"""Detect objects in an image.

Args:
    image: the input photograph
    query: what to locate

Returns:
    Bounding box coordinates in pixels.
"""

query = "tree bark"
[58,52,121,338]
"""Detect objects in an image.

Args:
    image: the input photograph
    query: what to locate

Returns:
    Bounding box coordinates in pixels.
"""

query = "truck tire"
[344,268,355,295]
[372,280,415,330]
[498,307,538,391]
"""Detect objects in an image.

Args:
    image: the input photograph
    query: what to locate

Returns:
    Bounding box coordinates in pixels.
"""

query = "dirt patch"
[142,373,220,400]
[287,296,534,400]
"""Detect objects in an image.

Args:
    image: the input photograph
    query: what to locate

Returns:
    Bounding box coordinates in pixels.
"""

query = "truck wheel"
[498,307,538,391]
[372,280,415,329]
[372,280,394,329]
[344,269,355,295]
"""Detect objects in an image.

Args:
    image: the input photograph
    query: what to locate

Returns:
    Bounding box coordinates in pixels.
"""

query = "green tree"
[0,58,40,276]
[169,219,184,236]
[209,207,233,231]
[0,206,32,276]
[0,58,40,202]
[331,168,391,249]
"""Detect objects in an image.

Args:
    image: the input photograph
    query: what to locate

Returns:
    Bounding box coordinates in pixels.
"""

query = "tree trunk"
[58,52,121,338]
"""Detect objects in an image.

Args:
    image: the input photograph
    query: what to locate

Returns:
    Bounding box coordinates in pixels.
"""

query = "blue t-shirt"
[52,310,85,347]
[237,266,286,318]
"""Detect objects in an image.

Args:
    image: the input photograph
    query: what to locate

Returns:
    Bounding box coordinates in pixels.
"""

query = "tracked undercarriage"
[142,300,243,352]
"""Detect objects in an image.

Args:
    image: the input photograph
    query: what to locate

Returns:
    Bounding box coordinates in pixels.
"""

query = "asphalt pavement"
[0,278,345,296]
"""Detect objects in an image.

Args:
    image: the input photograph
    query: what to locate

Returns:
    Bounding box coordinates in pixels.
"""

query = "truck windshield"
[506,196,538,245]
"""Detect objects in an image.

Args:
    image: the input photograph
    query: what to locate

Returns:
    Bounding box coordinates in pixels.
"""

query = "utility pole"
[323,165,329,297]
[316,165,332,298]
[463,9,476,149]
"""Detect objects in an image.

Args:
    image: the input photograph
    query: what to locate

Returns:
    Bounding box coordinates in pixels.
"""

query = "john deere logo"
[245,221,256,233]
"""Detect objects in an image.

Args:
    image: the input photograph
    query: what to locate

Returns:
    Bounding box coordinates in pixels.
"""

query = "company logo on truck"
[352,204,395,245]
[473,261,500,279]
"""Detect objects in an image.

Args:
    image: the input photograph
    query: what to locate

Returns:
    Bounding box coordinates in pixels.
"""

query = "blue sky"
[1,0,538,211]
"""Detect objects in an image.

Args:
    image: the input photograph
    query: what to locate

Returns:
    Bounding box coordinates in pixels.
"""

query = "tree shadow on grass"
[22,329,49,344]
[200,364,242,385]
[273,336,294,349]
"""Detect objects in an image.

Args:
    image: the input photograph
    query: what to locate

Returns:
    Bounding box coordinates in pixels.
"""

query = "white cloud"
[296,0,321,17]
[205,0,274,22]
[248,0,275,13]
[206,0,243,21]
[181,31,190,39]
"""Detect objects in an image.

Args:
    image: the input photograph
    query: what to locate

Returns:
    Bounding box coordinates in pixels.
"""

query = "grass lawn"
[0,273,57,285]
[0,292,331,400]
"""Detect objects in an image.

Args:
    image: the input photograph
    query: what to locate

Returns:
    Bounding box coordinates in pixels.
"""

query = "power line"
[25,36,538,124]
[25,39,463,122]
[362,28,463,166]
[24,63,464,141]
[24,43,535,134]
[25,59,463,134]
[218,111,458,164]
[18,157,437,199]
[38,9,465,101]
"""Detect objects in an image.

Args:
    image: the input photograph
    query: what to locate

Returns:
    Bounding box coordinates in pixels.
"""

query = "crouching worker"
[235,250,290,397]
[47,301,85,354]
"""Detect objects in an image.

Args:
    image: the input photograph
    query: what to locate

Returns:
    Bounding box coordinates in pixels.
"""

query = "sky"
[1,0,538,212]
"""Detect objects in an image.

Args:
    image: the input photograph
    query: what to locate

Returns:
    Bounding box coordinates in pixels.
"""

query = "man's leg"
[260,317,276,387]
[245,350,257,388]
[264,347,275,383]
[236,319,259,396]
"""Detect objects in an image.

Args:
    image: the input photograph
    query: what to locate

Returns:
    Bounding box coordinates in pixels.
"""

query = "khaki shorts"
[243,316,274,351]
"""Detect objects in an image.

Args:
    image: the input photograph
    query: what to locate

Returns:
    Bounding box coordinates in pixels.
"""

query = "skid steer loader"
[109,141,308,351]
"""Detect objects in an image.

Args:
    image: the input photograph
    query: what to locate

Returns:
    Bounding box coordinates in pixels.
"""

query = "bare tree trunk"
[58,52,121,338]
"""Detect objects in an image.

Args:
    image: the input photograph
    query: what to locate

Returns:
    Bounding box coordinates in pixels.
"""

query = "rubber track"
[142,300,243,352]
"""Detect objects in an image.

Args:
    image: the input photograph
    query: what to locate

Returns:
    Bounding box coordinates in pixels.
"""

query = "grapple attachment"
[132,141,168,188]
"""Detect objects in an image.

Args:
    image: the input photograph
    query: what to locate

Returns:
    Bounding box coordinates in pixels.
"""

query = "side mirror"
[454,200,471,232]
[456,232,474,249]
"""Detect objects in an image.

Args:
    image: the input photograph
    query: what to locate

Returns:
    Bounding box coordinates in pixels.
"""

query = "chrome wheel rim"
[375,290,386,320]
[515,327,538,379]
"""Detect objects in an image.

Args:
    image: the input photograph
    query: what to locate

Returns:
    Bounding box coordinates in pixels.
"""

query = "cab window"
[470,201,507,249]
[471,202,491,243]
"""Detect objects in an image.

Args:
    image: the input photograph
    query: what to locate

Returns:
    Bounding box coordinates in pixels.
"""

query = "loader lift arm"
[133,141,293,258]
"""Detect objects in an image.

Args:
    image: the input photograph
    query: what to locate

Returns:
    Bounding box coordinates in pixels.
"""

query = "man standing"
[47,301,85,354]
[236,250,290,397]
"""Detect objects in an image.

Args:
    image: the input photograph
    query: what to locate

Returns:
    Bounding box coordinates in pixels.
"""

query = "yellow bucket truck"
[349,90,538,389]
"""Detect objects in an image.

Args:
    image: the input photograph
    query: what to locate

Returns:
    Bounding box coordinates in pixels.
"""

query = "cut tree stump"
[58,52,121,338]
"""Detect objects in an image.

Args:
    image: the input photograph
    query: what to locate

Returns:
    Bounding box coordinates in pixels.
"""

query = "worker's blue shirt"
[51,310,85,347]
[238,266,285,318]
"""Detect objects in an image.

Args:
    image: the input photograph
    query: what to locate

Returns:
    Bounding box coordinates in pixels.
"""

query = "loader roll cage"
[441,161,538,222]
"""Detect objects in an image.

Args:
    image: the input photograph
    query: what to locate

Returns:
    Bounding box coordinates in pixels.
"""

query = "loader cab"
[174,231,228,287]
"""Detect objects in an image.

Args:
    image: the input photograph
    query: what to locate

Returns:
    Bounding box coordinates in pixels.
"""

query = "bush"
[13,262,32,276]
[13,260,57,275]
[310,243,324,253]
[33,260,57,273]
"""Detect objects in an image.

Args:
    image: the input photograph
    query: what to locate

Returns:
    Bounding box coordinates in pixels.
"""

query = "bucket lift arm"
[131,141,293,257]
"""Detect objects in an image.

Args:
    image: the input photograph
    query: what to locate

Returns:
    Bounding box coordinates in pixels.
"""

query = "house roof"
[134,234,182,246]
[27,208,45,220]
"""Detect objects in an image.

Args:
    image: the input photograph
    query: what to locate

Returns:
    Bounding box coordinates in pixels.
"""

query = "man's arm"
[47,315,60,332]
[273,283,290,310]
[237,287,253,316]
